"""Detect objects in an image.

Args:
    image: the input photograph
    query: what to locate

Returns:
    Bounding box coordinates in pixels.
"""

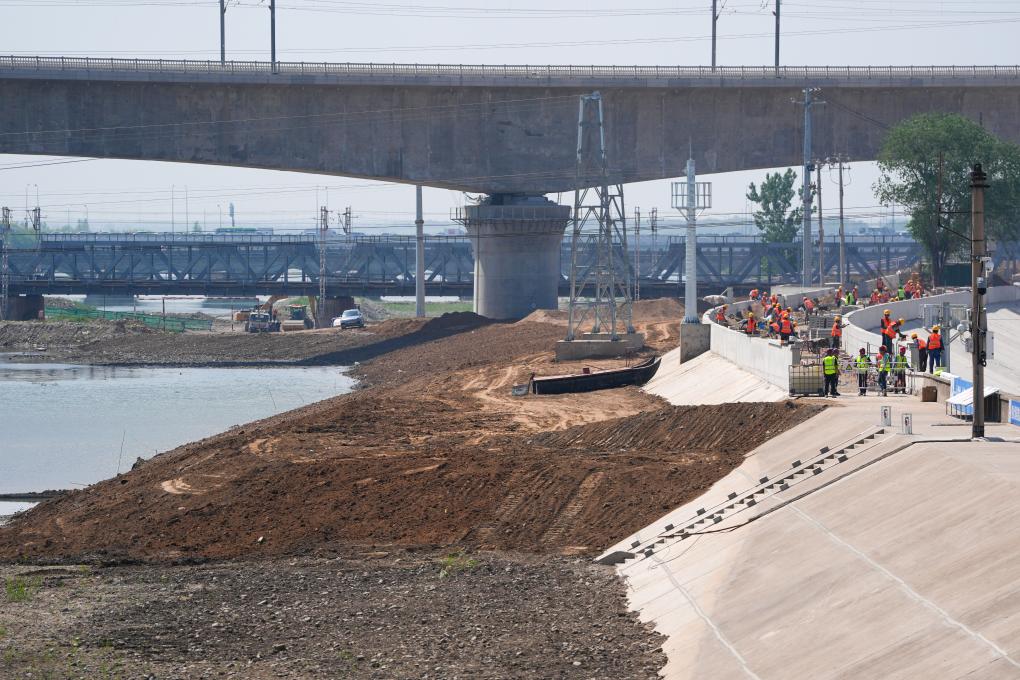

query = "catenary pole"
[970,163,988,439]
[684,159,699,323]
[800,88,814,287]
[220,0,226,64]
[774,0,781,76]
[816,161,824,285]
[711,0,718,71]
[415,185,425,318]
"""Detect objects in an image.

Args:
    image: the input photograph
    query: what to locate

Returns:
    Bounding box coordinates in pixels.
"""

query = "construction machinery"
[244,309,280,333]
[281,304,314,331]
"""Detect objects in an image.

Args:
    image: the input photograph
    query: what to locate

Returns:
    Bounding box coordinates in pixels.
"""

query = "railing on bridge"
[3,56,1019,81]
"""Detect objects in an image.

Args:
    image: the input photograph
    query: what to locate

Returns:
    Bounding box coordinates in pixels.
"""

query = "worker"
[769,319,780,337]
[803,297,816,316]
[893,346,909,394]
[927,325,943,373]
[876,346,892,397]
[912,332,928,371]
[822,348,841,397]
[830,315,843,350]
[744,313,757,336]
[854,347,871,396]
[749,288,759,301]
[897,283,907,301]
[879,310,895,353]
[845,289,856,306]
[715,305,728,324]
[779,312,795,345]
[835,286,844,305]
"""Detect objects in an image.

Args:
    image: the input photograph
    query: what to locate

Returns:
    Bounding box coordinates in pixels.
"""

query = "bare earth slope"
[0,299,821,563]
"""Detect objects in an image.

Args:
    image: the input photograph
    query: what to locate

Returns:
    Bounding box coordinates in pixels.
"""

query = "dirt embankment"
[0,319,155,351]
[0,298,821,563]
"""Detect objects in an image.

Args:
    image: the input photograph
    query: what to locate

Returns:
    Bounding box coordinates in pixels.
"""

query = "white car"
[332,309,365,329]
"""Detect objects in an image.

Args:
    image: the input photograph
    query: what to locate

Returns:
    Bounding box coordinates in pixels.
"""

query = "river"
[0,357,355,515]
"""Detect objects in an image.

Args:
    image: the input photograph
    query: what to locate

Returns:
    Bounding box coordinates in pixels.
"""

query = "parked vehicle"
[333,308,365,329]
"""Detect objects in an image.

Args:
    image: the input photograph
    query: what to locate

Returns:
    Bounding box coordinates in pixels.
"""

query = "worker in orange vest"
[830,315,843,350]
[715,305,728,324]
[779,312,796,345]
[879,309,895,352]
[744,313,757,336]
[926,325,943,372]
[911,332,928,371]
[749,288,759,301]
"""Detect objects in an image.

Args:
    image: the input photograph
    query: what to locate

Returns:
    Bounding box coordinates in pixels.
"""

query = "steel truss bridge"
[1,232,922,299]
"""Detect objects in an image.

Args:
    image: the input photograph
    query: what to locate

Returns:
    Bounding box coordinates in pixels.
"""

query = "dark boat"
[530,356,662,395]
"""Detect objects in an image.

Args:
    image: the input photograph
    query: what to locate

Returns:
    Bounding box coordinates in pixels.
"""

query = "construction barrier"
[45,306,214,332]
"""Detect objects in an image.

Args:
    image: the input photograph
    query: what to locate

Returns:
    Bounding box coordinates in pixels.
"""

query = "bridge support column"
[3,294,45,321]
[316,295,355,327]
[461,195,570,320]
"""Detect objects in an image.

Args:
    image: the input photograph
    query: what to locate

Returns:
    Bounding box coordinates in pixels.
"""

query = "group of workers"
[822,344,913,398]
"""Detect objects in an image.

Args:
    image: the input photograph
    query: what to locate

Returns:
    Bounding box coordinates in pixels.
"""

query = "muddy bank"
[0,551,665,679]
[1,313,492,367]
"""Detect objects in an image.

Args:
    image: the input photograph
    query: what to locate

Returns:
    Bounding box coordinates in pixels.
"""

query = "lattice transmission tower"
[565,92,634,342]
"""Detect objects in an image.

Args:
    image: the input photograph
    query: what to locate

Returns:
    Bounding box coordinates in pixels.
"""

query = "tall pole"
[815,161,824,285]
[970,164,988,439]
[838,158,846,285]
[711,0,718,72]
[684,158,699,323]
[1,207,10,321]
[415,185,425,318]
[219,0,226,64]
[801,88,814,288]
[270,0,277,73]
[170,184,175,237]
[774,0,781,76]
[319,206,328,327]
[633,207,641,301]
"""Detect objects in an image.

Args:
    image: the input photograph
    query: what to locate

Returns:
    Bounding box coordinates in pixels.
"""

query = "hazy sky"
[2,0,1018,235]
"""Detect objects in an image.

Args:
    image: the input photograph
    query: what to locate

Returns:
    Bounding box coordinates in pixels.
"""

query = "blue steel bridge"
[2,232,922,299]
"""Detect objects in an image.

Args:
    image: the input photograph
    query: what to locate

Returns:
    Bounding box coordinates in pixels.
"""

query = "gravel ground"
[0,551,666,679]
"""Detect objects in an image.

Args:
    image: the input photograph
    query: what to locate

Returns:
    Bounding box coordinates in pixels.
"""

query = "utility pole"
[711,0,718,72]
[269,0,277,73]
[415,185,425,318]
[170,184,175,237]
[649,207,658,269]
[633,207,641,301]
[319,205,329,327]
[773,0,781,76]
[795,88,821,287]
[672,159,711,323]
[815,161,824,285]
[970,163,989,439]
[831,155,848,285]
[1,207,11,321]
[219,0,226,64]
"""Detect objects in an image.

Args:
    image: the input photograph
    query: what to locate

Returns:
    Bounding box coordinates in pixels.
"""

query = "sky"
[1,0,1018,236]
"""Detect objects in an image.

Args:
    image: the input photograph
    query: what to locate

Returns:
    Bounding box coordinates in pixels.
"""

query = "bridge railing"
[3,56,1019,81]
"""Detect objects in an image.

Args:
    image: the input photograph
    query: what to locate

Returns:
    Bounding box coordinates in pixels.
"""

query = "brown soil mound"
[0,303,821,563]
[0,391,819,562]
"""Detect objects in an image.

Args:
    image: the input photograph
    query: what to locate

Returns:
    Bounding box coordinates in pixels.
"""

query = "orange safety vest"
[746,318,756,334]
[917,339,927,350]
[927,332,942,350]
[716,310,726,322]
[831,322,842,338]
[770,322,780,333]
[805,299,815,311]
[780,318,793,334]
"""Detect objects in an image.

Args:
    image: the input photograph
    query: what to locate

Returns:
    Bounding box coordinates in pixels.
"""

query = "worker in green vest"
[822,348,841,397]
[855,347,871,396]
[893,345,909,394]
[897,284,907,300]
[876,346,892,397]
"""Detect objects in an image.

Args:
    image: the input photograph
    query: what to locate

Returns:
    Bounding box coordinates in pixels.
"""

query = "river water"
[0,358,355,514]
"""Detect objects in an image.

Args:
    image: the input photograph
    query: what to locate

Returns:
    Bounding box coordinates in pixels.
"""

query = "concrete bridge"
[2,57,1010,315]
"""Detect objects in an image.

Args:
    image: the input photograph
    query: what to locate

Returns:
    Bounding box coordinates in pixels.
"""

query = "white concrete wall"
[701,286,832,392]
[842,285,1020,352]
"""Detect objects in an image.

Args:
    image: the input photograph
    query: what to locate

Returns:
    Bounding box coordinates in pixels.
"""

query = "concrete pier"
[461,196,570,320]
[3,294,44,321]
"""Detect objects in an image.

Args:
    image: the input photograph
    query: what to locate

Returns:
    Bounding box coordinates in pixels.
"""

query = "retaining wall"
[842,285,1020,352]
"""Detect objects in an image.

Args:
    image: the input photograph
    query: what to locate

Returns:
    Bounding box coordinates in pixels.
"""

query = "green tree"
[875,112,1020,285]
[746,169,804,243]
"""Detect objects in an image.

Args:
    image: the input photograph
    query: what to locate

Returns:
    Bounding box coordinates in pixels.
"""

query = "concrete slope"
[643,349,787,406]
[603,397,1020,679]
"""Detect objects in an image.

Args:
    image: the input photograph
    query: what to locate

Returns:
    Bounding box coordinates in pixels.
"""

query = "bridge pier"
[315,295,355,327]
[461,195,571,320]
[2,294,44,321]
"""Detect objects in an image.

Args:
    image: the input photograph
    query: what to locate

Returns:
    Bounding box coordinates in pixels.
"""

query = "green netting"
[44,307,213,332]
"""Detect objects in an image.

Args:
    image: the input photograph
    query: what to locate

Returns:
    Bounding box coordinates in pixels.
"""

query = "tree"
[746,169,804,244]
[874,112,1020,285]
